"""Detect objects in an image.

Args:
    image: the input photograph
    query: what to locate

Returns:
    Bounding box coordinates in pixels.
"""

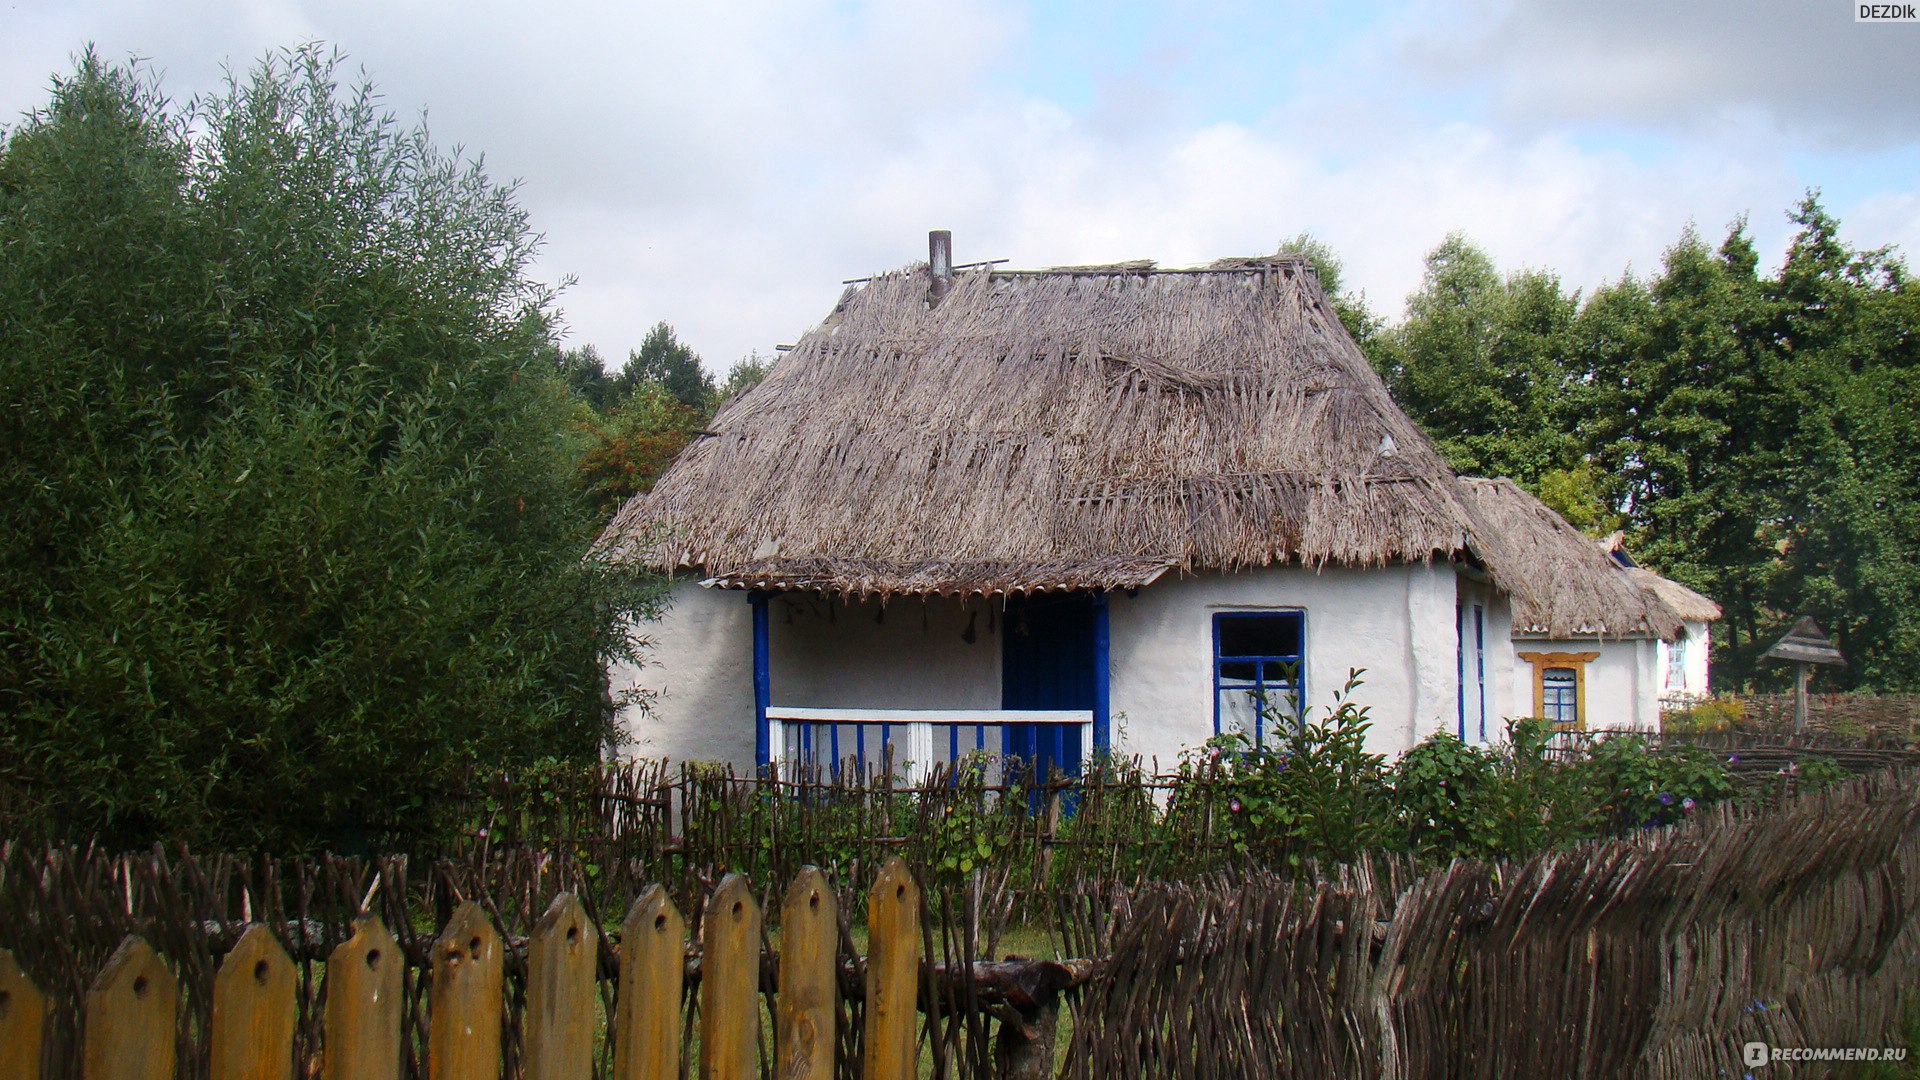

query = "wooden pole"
[1795,661,1810,734]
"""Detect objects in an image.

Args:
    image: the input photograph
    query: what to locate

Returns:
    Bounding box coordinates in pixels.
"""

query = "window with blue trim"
[1542,668,1578,726]
[1212,611,1304,748]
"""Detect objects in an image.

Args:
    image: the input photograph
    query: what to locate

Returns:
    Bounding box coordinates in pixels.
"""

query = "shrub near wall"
[1193,677,1747,870]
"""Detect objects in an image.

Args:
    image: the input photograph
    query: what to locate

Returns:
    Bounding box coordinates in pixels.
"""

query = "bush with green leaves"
[1580,734,1735,830]
[1390,730,1499,859]
[0,49,658,851]
[1193,673,1393,868]
[1164,674,1749,875]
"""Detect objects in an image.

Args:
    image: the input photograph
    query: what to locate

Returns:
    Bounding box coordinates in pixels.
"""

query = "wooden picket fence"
[0,860,926,1080]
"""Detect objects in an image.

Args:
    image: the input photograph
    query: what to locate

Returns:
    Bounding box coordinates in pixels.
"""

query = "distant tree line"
[1291,199,1919,691]
[552,326,771,518]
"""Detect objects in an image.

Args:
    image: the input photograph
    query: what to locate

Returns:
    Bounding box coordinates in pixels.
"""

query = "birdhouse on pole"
[1762,616,1846,734]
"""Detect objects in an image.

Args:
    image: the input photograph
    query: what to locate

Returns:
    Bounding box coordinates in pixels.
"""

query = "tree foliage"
[620,321,712,408]
[1373,198,1920,690]
[0,49,659,850]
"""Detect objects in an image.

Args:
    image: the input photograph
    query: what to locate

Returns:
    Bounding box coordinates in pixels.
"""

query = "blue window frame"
[1212,611,1304,749]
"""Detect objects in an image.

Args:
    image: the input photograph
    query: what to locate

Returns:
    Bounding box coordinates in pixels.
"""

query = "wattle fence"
[5,763,1920,1077]
[1068,765,1920,1078]
[1738,692,1920,741]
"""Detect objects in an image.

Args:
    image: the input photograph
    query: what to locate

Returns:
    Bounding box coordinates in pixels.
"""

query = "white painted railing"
[766,707,1093,781]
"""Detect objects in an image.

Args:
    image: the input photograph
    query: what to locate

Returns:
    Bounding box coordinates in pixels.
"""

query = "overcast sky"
[6,1,1919,372]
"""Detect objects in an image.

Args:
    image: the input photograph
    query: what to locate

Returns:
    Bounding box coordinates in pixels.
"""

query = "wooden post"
[525,892,598,1080]
[701,874,761,1080]
[322,916,402,1080]
[211,925,296,1080]
[613,885,684,1080]
[83,936,177,1080]
[993,997,1062,1080]
[0,949,47,1080]
[429,902,503,1080]
[777,868,838,1079]
[1795,661,1811,734]
[862,859,919,1080]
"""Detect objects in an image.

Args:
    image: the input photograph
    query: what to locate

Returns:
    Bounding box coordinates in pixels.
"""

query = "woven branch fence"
[1736,693,1920,741]
[5,748,1919,1078]
[1064,765,1920,1079]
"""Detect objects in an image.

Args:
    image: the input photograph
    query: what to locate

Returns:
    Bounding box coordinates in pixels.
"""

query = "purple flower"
[1681,797,1696,812]
[1229,798,1244,814]
[1658,792,1676,806]
[1728,754,1740,764]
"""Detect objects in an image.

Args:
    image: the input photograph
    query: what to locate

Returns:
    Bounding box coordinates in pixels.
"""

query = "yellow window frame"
[1517,651,1600,730]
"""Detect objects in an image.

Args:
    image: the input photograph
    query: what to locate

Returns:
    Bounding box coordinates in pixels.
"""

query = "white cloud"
[4,0,1918,371]
[1401,0,1920,147]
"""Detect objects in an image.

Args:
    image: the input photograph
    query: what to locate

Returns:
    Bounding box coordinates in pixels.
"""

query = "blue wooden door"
[1001,594,1091,779]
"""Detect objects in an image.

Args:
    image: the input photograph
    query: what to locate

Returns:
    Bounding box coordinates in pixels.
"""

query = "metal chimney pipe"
[928,229,953,303]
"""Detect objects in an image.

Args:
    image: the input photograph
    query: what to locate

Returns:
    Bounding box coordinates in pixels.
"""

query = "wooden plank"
[525,892,598,1080]
[776,868,837,1079]
[429,901,503,1080]
[82,936,177,1080]
[0,949,47,1080]
[613,885,684,1080]
[322,916,402,1080]
[211,924,296,1080]
[862,859,920,1080]
[700,874,760,1080]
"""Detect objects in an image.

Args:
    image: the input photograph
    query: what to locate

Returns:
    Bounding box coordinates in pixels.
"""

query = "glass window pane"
[1542,668,1578,725]
[1219,688,1261,743]
[1218,613,1302,659]
[1218,660,1259,682]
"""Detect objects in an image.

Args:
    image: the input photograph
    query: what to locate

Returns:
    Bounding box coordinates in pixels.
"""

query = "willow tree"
[0,49,658,850]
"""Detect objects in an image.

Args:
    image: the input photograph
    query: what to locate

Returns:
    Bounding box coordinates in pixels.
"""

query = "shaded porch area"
[747,590,1110,780]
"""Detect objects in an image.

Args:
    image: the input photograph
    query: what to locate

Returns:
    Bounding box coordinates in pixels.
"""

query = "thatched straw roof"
[1454,478,1685,639]
[598,258,1479,598]
[1598,533,1723,624]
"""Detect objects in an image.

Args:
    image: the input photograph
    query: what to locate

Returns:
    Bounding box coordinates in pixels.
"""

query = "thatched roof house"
[602,237,1688,770]
[1453,479,1682,640]
[600,256,1478,600]
[1448,480,1721,729]
[1599,532,1723,626]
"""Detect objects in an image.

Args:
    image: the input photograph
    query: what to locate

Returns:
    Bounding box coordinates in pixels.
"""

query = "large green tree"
[1373,234,1581,486]
[619,321,712,408]
[1375,201,1920,691]
[0,49,656,850]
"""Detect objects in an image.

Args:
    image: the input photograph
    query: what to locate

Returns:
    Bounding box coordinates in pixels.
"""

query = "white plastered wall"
[1106,563,1461,767]
[1453,573,1519,745]
[609,579,756,764]
[1510,635,1661,730]
[764,593,1001,709]
[618,563,1484,768]
[1654,620,1714,701]
[609,583,1003,766]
